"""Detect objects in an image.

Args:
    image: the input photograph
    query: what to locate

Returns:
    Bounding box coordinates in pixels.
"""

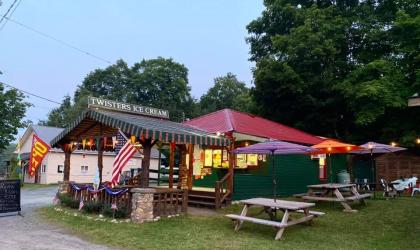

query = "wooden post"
[228,138,235,194]
[98,137,104,185]
[169,142,175,188]
[140,138,153,188]
[188,144,194,190]
[61,143,74,182]
[178,145,188,189]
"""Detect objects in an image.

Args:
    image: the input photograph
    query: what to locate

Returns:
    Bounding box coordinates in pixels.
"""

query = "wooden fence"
[67,183,132,214]
[152,188,188,217]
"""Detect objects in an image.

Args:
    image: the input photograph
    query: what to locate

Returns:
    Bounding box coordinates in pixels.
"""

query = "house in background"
[19,125,162,184]
[184,109,346,200]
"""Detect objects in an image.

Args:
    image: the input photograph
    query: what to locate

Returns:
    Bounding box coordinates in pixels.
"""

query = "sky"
[0,0,265,138]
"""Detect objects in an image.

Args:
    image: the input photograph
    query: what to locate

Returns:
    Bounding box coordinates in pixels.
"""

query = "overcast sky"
[0,0,264,138]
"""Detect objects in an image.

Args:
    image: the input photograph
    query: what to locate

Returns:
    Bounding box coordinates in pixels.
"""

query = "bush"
[83,200,103,214]
[101,204,129,219]
[58,193,79,209]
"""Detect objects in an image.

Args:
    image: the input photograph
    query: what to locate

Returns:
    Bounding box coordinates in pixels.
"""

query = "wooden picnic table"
[302,183,372,212]
[225,198,324,240]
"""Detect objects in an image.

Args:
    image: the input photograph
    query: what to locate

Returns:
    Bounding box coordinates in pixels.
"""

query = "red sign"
[29,135,51,176]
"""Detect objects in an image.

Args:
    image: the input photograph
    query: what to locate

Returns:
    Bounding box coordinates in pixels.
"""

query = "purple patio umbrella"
[233,140,316,201]
[352,142,406,196]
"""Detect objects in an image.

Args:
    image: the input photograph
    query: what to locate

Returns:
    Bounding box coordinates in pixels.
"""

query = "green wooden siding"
[233,154,348,200]
[352,156,374,182]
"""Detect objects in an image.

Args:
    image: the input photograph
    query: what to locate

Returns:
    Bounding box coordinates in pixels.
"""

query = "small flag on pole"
[79,195,84,211]
[111,202,118,210]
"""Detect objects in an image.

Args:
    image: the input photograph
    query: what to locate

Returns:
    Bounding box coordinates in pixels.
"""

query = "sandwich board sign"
[0,179,21,215]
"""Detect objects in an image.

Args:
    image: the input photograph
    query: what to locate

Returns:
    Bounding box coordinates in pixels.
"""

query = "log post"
[169,142,175,188]
[61,143,74,182]
[228,138,235,194]
[178,145,188,189]
[188,144,194,190]
[140,138,153,188]
[98,137,104,185]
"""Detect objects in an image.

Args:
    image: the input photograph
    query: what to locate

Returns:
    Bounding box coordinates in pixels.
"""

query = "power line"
[2,16,112,64]
[0,0,22,31]
[0,81,62,105]
[0,0,18,26]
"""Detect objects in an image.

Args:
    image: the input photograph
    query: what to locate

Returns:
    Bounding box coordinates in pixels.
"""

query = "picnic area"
[39,195,420,249]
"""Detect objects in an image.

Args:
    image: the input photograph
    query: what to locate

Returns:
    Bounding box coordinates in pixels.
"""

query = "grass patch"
[22,183,57,190]
[38,197,420,250]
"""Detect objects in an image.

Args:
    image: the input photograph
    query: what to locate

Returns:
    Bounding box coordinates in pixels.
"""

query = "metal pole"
[272,150,276,202]
[370,149,376,199]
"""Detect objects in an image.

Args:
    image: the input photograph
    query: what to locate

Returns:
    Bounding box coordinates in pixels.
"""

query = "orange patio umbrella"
[311,140,361,183]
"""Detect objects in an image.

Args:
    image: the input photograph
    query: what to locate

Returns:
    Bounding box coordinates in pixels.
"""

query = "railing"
[152,188,188,217]
[215,172,232,209]
[67,182,132,214]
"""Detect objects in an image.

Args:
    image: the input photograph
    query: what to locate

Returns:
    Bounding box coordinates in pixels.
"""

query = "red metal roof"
[184,109,323,145]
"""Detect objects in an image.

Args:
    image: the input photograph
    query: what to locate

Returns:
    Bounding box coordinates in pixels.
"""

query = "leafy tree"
[43,58,197,126]
[198,73,253,114]
[0,83,30,151]
[248,0,419,144]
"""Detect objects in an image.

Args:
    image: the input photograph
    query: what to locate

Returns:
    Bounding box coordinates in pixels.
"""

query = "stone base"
[57,181,71,195]
[130,188,155,223]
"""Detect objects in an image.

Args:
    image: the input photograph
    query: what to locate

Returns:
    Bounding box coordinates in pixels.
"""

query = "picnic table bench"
[225,198,324,240]
[302,183,372,212]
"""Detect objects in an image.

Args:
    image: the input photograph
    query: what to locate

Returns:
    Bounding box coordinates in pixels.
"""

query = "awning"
[50,109,229,147]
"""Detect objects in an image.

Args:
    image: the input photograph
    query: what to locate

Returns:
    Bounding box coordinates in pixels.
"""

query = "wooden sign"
[0,179,21,214]
[88,96,170,119]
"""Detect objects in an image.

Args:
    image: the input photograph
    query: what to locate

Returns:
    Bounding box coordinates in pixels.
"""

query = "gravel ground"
[0,187,111,250]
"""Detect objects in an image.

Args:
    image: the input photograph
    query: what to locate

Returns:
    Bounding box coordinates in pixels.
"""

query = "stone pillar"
[57,181,71,194]
[130,188,155,223]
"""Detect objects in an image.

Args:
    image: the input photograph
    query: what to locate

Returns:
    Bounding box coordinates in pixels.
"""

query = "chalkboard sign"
[0,179,21,214]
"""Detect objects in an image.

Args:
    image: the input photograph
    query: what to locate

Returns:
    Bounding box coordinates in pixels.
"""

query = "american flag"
[79,195,84,211]
[110,129,137,187]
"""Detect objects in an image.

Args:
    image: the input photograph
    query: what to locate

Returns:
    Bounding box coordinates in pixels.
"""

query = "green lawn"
[22,183,57,190]
[38,197,420,250]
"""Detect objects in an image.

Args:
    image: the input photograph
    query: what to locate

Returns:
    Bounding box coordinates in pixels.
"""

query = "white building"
[19,125,162,184]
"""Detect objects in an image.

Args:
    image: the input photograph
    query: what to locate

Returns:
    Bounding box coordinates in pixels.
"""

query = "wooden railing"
[152,188,188,217]
[67,182,132,214]
[215,172,232,209]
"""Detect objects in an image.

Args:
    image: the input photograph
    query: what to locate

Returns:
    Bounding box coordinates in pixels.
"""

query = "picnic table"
[225,198,324,240]
[302,183,372,212]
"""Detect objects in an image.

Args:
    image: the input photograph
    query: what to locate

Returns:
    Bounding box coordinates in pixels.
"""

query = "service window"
[212,149,222,167]
[204,149,213,167]
[246,154,258,166]
[57,165,64,173]
[236,154,247,169]
[81,165,89,174]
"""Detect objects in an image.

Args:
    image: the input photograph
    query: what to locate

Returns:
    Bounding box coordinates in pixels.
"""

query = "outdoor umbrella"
[311,140,361,183]
[351,142,406,196]
[233,140,316,201]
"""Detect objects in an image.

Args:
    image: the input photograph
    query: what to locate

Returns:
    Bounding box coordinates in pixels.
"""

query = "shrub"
[58,193,79,209]
[83,200,103,214]
[101,204,129,219]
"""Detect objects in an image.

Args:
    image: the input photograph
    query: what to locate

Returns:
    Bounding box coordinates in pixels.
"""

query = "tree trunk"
[64,148,71,181]
[98,137,104,185]
[169,142,175,188]
[140,139,152,188]
[188,144,194,190]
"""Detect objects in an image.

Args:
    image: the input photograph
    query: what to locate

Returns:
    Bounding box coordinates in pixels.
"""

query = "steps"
[188,190,231,208]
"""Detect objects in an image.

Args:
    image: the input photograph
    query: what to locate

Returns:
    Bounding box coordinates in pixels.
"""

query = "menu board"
[236,154,247,168]
[0,179,21,214]
[204,149,213,167]
[212,149,222,167]
[247,154,258,166]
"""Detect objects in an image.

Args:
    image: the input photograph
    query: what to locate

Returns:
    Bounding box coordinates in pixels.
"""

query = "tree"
[0,83,30,151]
[248,0,419,144]
[198,73,253,114]
[43,58,197,126]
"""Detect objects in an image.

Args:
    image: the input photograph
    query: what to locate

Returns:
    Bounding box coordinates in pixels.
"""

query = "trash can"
[337,170,351,184]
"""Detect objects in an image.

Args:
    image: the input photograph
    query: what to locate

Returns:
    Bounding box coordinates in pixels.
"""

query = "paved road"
[0,187,110,250]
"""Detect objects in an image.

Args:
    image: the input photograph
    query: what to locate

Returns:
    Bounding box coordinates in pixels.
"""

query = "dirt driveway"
[0,186,110,250]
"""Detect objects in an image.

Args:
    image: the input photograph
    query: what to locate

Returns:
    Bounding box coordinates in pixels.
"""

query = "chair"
[380,179,397,198]
[412,183,420,197]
